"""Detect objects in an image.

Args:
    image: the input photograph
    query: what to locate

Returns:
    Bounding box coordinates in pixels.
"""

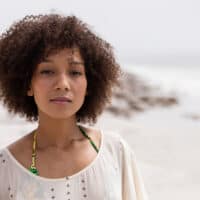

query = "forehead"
[42,47,84,62]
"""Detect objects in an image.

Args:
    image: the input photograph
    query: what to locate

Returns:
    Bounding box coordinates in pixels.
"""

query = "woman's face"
[27,48,87,120]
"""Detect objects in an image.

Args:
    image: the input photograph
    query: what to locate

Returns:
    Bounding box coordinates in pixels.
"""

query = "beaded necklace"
[29,125,99,175]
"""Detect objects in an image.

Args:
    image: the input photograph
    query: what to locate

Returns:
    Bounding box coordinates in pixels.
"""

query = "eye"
[70,70,82,76]
[40,70,54,75]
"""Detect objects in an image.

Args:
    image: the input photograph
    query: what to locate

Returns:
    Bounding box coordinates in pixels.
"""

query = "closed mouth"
[50,97,72,103]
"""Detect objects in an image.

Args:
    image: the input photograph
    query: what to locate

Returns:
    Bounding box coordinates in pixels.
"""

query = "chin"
[38,104,83,120]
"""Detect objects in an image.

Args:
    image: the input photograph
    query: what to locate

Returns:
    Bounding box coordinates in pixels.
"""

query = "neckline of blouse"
[4,128,104,182]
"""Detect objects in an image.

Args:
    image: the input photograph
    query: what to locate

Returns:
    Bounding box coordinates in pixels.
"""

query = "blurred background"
[0,0,200,199]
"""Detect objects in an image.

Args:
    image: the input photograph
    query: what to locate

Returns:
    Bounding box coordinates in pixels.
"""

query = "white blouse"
[0,131,148,200]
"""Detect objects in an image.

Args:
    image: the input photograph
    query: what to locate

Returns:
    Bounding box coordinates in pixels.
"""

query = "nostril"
[54,76,71,90]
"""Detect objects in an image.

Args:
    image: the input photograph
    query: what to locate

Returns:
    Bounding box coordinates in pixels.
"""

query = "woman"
[0,14,148,199]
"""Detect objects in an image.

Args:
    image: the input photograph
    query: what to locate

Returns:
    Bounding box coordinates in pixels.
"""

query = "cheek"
[79,79,87,94]
[35,79,51,90]
[73,80,87,100]
[32,80,52,99]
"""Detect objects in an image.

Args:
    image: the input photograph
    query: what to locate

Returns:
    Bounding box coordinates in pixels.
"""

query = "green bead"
[29,167,39,175]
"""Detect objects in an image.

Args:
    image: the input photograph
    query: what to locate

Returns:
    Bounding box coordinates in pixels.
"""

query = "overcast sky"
[0,0,200,65]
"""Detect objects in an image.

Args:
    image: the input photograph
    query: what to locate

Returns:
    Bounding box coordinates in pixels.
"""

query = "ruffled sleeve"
[119,137,148,200]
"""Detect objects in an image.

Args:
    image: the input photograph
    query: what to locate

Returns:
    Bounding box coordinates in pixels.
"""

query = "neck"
[35,114,83,150]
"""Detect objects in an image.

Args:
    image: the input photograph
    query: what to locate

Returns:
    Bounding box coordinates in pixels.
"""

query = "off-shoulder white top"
[0,131,148,200]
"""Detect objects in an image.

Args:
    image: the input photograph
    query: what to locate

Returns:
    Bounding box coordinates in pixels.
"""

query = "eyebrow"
[40,58,84,65]
[69,61,85,65]
[41,58,52,63]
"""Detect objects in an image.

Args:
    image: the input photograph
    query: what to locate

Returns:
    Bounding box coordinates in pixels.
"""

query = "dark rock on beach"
[106,71,178,117]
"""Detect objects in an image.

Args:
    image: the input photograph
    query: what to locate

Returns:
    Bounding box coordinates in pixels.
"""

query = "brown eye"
[40,70,54,75]
[70,71,82,76]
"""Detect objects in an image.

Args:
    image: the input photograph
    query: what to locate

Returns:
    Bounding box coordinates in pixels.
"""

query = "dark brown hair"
[0,14,121,123]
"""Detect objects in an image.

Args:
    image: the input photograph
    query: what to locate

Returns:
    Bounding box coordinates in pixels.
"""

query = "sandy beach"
[97,97,200,200]
[0,69,199,200]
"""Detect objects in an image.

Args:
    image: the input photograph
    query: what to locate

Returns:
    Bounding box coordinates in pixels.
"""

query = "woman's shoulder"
[95,128,133,157]
[0,135,32,197]
[7,133,32,154]
[101,129,128,147]
[0,147,8,163]
[0,147,11,181]
[4,132,33,170]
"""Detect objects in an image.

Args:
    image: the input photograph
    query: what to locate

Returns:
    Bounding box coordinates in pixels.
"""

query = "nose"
[54,73,71,91]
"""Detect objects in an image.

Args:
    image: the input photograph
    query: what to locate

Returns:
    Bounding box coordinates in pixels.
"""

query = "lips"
[50,97,72,103]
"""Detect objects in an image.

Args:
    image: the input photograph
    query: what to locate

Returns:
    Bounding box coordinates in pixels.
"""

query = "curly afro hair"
[0,14,121,124]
